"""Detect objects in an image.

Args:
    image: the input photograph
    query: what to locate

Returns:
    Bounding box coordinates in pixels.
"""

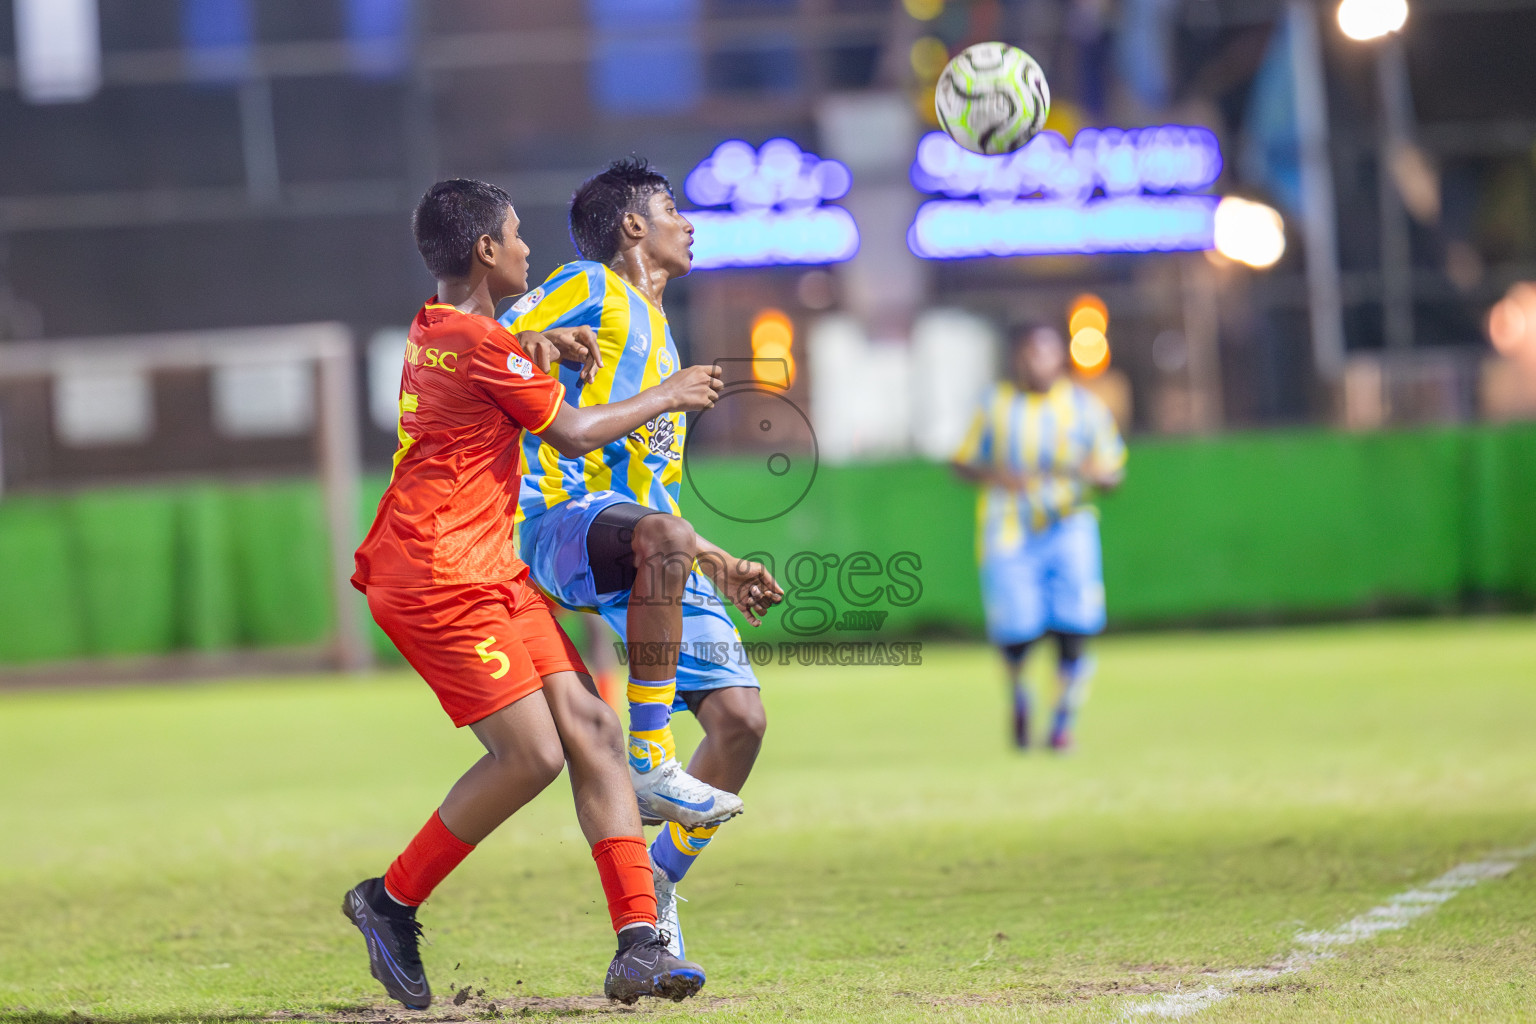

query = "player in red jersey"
[342,179,721,1008]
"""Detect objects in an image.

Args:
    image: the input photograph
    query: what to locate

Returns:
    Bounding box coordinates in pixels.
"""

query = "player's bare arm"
[694,534,783,627]
[536,363,723,459]
[1082,459,1125,491]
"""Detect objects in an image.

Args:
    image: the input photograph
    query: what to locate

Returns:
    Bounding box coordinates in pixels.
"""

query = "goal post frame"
[0,323,372,673]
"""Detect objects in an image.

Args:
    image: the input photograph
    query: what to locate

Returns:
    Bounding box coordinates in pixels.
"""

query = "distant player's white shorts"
[980,509,1106,644]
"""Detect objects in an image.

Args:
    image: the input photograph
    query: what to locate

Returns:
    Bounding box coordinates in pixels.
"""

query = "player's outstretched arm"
[1081,458,1125,491]
[1081,402,1127,491]
[535,363,723,459]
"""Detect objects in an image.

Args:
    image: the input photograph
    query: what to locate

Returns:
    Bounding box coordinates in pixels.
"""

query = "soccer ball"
[935,42,1051,156]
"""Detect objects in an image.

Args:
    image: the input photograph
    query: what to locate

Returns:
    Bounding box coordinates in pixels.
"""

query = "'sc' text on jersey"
[406,340,459,372]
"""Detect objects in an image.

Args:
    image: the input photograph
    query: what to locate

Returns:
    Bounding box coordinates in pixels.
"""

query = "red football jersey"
[353,300,564,589]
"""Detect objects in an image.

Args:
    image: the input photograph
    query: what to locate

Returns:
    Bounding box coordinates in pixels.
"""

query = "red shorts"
[367,577,588,727]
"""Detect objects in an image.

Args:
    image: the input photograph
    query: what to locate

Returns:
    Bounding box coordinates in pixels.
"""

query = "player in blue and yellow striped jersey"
[502,158,782,959]
[952,322,1126,751]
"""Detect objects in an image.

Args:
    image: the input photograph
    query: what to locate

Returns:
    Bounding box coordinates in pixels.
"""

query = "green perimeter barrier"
[682,425,1534,639]
[68,490,180,656]
[0,495,84,661]
[1,423,1533,666]
[0,481,344,665]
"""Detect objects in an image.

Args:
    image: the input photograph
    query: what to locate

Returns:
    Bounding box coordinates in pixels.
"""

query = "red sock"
[383,808,475,906]
[592,836,657,932]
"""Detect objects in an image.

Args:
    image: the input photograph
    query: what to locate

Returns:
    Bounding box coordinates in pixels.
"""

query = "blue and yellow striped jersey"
[500,261,685,526]
[953,379,1126,559]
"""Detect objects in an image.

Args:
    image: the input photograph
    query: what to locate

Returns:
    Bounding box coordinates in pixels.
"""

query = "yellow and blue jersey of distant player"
[501,260,684,526]
[953,378,1126,561]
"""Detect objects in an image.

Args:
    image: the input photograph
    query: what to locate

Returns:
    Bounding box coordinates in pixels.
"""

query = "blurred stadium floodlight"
[1337,0,1409,41]
[0,325,370,673]
[1213,197,1286,269]
[13,0,101,103]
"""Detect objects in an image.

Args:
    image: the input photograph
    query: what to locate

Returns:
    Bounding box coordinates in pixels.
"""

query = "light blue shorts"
[518,491,759,709]
[980,509,1106,645]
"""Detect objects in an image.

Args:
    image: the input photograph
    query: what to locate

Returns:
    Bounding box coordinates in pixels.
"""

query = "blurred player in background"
[503,158,782,959]
[345,179,722,1007]
[951,323,1126,751]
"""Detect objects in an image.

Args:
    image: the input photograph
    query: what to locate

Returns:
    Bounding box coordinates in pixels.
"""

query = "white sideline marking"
[1121,844,1536,1020]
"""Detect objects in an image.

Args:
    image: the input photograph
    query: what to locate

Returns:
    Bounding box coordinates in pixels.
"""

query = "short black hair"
[569,157,673,264]
[1007,320,1059,352]
[413,179,513,280]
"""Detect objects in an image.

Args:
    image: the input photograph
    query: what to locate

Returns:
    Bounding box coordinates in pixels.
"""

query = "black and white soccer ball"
[935,42,1051,156]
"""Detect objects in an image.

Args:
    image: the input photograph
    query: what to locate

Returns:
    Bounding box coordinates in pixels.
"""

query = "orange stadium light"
[751,308,796,386]
[1068,293,1108,337]
[1068,294,1110,377]
[1070,326,1110,377]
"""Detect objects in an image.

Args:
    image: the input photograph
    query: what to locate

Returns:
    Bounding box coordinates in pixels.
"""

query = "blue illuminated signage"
[685,139,860,270]
[910,195,1219,259]
[907,126,1223,259]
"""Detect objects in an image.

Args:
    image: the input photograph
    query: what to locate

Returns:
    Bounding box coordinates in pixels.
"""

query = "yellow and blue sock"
[1012,679,1032,746]
[651,820,720,883]
[1052,656,1093,739]
[1003,642,1031,747]
[627,676,677,774]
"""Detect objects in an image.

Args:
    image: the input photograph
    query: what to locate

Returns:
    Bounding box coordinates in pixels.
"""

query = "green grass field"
[3,619,1535,1023]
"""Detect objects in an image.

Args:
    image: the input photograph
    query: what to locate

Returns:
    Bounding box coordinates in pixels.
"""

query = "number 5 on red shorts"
[475,636,510,679]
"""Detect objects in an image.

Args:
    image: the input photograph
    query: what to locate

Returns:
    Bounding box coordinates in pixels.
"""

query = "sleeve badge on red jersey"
[508,354,534,379]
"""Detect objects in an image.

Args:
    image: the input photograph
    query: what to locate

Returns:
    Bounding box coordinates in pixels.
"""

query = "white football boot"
[631,758,743,829]
[653,856,687,959]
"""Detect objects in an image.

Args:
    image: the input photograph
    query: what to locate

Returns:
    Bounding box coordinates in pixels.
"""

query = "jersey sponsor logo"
[657,348,675,378]
[405,340,458,372]
[628,415,681,462]
[508,286,544,315]
[507,354,534,379]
